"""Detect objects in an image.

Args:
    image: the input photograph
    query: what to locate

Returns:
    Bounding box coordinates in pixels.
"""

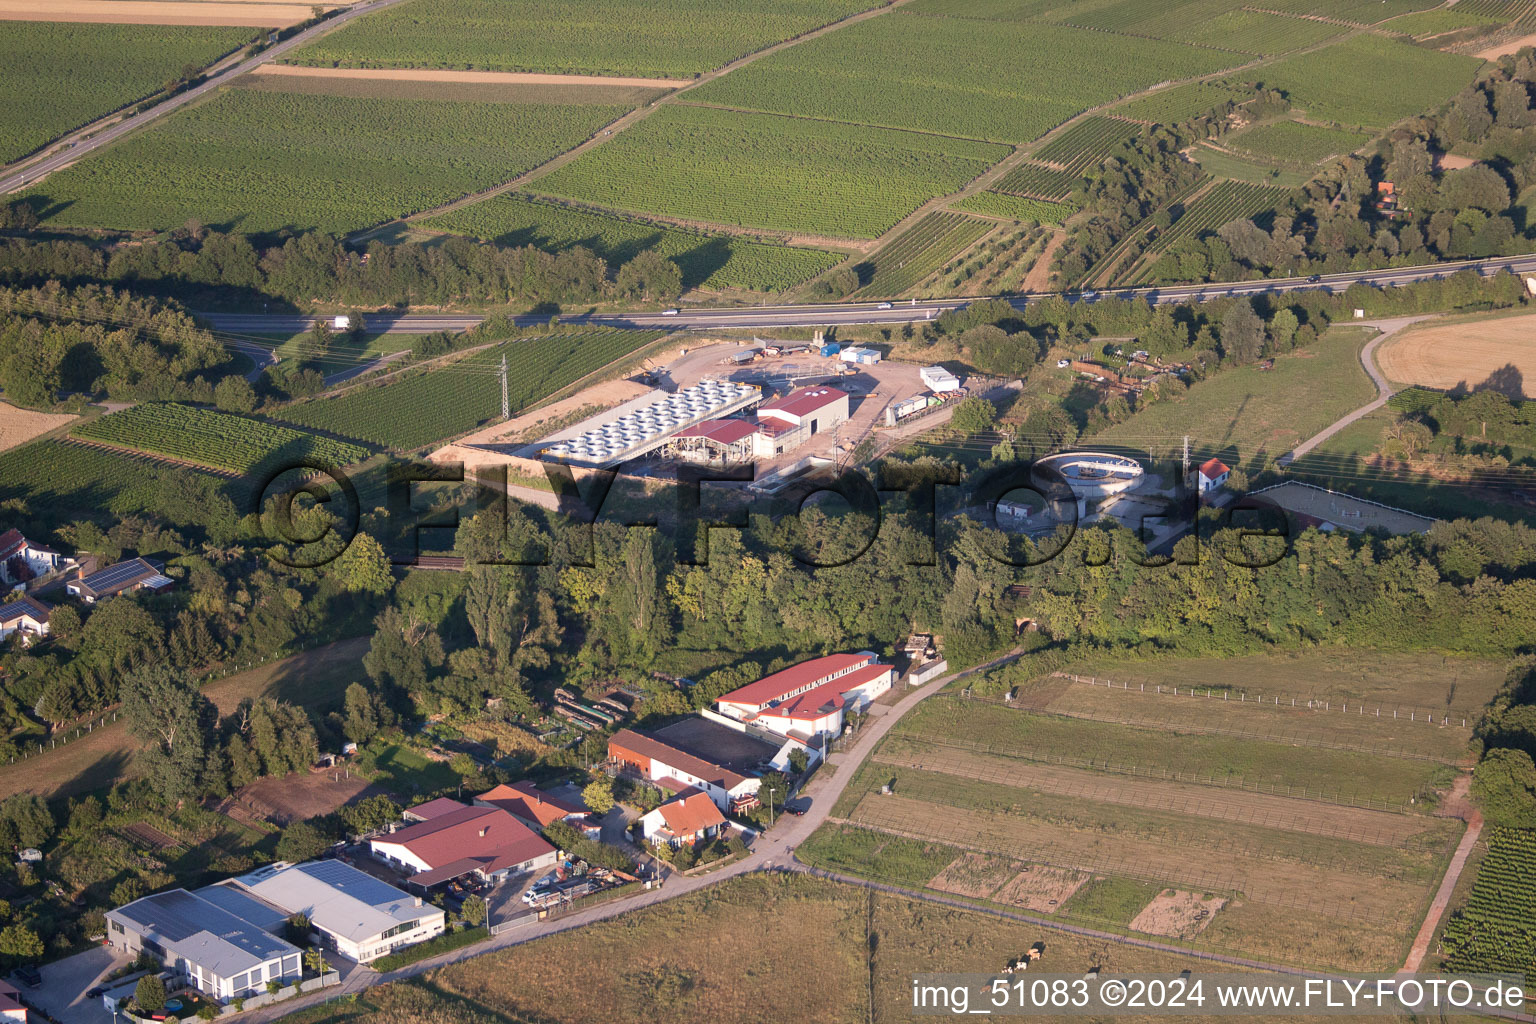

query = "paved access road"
[201,252,1536,336]
[0,0,413,196]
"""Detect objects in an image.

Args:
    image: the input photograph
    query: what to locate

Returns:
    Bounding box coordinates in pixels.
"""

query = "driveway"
[19,945,128,1024]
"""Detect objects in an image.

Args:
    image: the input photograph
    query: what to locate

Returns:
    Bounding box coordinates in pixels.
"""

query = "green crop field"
[422,195,841,292]
[1443,827,1536,984]
[273,329,664,450]
[992,162,1081,202]
[283,0,879,78]
[1233,34,1483,129]
[0,23,254,164]
[851,212,994,298]
[953,191,1075,223]
[686,11,1242,144]
[1384,8,1499,36]
[71,403,372,474]
[1112,82,1245,125]
[23,89,628,236]
[1032,116,1145,174]
[1094,325,1376,465]
[532,105,1009,239]
[1226,120,1372,165]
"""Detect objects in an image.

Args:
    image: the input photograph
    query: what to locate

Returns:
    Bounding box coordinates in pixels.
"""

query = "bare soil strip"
[873,746,1436,847]
[0,0,342,25]
[1130,889,1228,939]
[0,401,74,453]
[1376,312,1536,397]
[254,65,692,88]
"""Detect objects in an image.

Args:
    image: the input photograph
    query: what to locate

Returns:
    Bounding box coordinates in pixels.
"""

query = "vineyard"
[1113,82,1245,125]
[993,162,1080,202]
[422,195,842,292]
[849,213,994,298]
[71,403,372,475]
[1225,120,1371,166]
[1383,8,1498,38]
[283,0,879,78]
[0,23,253,164]
[1442,827,1536,983]
[1032,116,1145,175]
[532,105,1008,239]
[24,89,629,236]
[686,11,1241,144]
[273,328,664,450]
[954,191,1075,224]
[1226,33,1482,129]
[1129,180,1283,284]
[0,439,241,534]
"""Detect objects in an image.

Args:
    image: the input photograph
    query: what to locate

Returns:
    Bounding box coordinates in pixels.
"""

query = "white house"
[1195,457,1231,495]
[0,594,50,643]
[234,860,445,964]
[106,889,302,1003]
[0,529,69,587]
[638,791,726,848]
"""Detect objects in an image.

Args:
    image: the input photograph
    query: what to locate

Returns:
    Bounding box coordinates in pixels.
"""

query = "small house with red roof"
[368,801,555,887]
[638,791,727,848]
[476,781,589,831]
[1194,457,1231,495]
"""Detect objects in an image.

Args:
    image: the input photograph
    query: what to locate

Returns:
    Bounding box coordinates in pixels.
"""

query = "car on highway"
[661,308,680,316]
[876,301,894,310]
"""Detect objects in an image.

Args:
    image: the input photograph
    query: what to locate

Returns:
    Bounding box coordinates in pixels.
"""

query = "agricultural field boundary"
[352,0,926,245]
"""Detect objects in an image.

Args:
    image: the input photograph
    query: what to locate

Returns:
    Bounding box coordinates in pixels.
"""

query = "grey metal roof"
[195,881,290,932]
[78,557,163,595]
[244,861,436,944]
[106,889,298,979]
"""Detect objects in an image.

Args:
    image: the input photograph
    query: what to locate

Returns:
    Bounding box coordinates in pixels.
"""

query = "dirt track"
[255,65,691,87]
[1376,312,1536,397]
[0,0,343,24]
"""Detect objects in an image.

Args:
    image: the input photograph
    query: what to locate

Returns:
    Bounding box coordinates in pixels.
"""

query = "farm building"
[752,386,850,457]
[66,557,172,603]
[607,729,761,814]
[0,528,69,586]
[714,653,896,743]
[638,791,727,848]
[0,594,50,643]
[538,379,762,468]
[1194,457,1231,495]
[369,801,556,887]
[231,860,445,964]
[476,780,590,831]
[105,889,302,1003]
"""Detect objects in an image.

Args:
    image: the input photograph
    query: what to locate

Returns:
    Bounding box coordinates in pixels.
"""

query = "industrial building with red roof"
[368,801,556,887]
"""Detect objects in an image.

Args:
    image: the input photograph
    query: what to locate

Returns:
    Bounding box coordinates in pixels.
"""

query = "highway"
[202,252,1536,335]
[0,0,413,196]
